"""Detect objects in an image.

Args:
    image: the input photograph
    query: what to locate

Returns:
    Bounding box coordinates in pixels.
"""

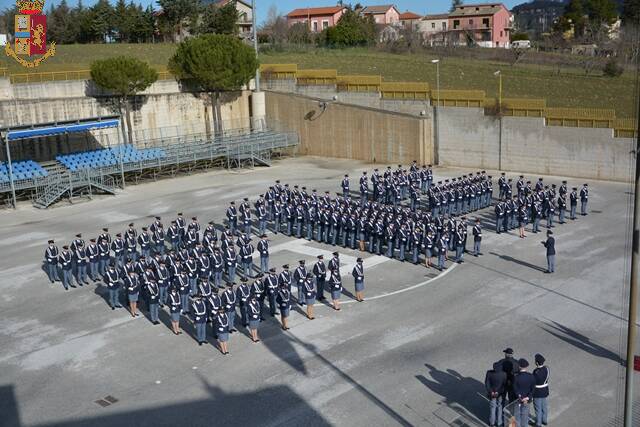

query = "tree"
[261,4,287,45]
[622,0,640,25]
[48,0,77,44]
[90,0,115,42]
[200,0,239,35]
[563,0,586,38]
[603,57,624,76]
[157,0,199,42]
[287,22,312,44]
[168,34,258,137]
[91,56,158,145]
[450,0,463,13]
[323,8,377,47]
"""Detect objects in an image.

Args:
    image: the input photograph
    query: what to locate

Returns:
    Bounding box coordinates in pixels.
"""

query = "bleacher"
[0,160,48,183]
[56,145,167,171]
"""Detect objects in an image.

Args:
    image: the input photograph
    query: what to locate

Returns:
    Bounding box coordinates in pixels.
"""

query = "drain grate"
[94,395,118,408]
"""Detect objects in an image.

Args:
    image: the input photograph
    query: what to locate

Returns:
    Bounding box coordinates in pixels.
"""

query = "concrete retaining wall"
[265,91,433,165]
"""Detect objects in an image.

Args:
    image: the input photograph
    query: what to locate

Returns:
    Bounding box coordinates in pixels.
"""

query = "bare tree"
[261,4,288,45]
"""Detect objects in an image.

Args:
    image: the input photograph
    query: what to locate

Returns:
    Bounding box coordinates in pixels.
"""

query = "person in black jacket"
[513,358,536,427]
[542,230,556,273]
[485,362,507,427]
[533,354,550,427]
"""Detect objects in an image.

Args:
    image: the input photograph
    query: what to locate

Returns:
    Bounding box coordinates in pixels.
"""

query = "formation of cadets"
[494,174,589,237]
[261,163,491,270]
[44,211,367,354]
[485,349,550,427]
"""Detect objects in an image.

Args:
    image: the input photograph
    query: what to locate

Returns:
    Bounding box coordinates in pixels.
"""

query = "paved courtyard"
[0,156,637,427]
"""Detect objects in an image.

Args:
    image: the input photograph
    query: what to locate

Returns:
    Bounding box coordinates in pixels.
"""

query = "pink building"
[286,6,347,33]
[360,5,401,25]
[448,3,513,48]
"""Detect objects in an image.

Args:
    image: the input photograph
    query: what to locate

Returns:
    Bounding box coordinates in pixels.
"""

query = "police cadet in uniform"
[192,294,208,346]
[87,238,99,281]
[277,283,292,330]
[580,183,589,215]
[513,358,536,427]
[313,255,327,301]
[294,260,308,306]
[329,269,342,311]
[257,234,269,274]
[59,245,73,290]
[175,270,190,315]
[211,247,224,289]
[146,275,161,325]
[168,285,182,335]
[215,307,230,354]
[472,219,483,256]
[265,268,279,316]
[124,270,141,318]
[226,201,238,235]
[111,233,126,268]
[569,187,578,220]
[247,294,262,342]
[485,362,507,427]
[303,273,316,319]
[224,245,237,284]
[74,241,89,285]
[237,277,251,327]
[352,258,365,302]
[532,354,550,427]
[44,240,60,283]
[542,230,556,274]
[341,174,350,197]
[423,231,435,268]
[223,282,238,333]
[99,262,118,310]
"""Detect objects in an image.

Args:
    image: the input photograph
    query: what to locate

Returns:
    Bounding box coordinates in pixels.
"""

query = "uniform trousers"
[46,263,59,282]
[514,402,530,427]
[61,269,73,289]
[570,204,577,219]
[149,302,159,322]
[195,321,206,342]
[533,397,548,427]
[108,287,121,307]
[180,294,190,313]
[489,396,503,427]
[159,285,168,305]
[473,240,481,256]
[76,264,88,284]
[260,256,269,274]
[316,277,325,300]
[547,255,555,273]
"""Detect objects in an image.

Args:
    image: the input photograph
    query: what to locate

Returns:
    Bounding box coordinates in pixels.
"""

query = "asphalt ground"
[0,156,637,427]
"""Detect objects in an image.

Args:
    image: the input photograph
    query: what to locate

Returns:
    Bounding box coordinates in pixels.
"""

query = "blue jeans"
[76,264,88,284]
[45,263,59,282]
[473,240,481,256]
[455,245,464,262]
[61,269,72,289]
[412,247,419,263]
[581,200,587,215]
[108,287,121,307]
[260,256,269,273]
[149,302,159,322]
[244,223,251,236]
[259,220,266,235]
[514,402,530,427]
[496,217,502,233]
[438,254,446,269]
[227,310,235,330]
[189,277,197,295]
[243,261,253,277]
[295,221,302,238]
[533,217,540,233]
[547,213,553,228]
[489,396,503,427]
[570,204,577,219]
[533,397,548,426]
[98,259,108,276]
[547,255,555,273]
[559,209,565,223]
[306,223,314,240]
[227,266,236,283]
[213,271,223,288]
[89,261,98,280]
[180,294,190,313]
[159,286,168,305]
[386,241,394,258]
[195,322,206,342]
[274,217,280,233]
[398,243,406,261]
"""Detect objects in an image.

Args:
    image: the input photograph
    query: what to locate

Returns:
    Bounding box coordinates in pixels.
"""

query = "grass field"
[1,43,636,117]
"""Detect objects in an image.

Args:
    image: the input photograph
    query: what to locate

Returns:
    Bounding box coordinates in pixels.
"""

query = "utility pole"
[431,59,440,165]
[252,0,260,92]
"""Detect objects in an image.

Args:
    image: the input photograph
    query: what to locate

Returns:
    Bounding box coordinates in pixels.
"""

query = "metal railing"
[7,69,174,84]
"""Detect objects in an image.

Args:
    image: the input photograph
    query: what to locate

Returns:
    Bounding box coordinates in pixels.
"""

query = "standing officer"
[247,294,262,342]
[513,359,536,427]
[44,240,60,283]
[138,227,151,259]
[352,258,365,302]
[303,273,317,319]
[146,275,160,325]
[222,282,238,333]
[168,285,183,335]
[211,246,224,289]
[98,237,110,277]
[167,220,181,251]
[192,294,208,346]
[224,245,238,284]
[156,260,170,307]
[341,174,350,197]
[472,219,482,257]
[329,269,343,311]
[176,212,186,248]
[265,268,279,316]
[423,231,435,268]
[557,195,567,224]
[257,201,268,236]
[495,201,505,234]
[215,307,230,354]
[277,283,292,330]
[496,348,517,403]
[542,231,556,274]
[569,187,578,220]
[240,240,255,279]
[124,270,141,318]
[533,354,550,427]
[185,254,198,296]
[59,245,74,290]
[278,264,292,292]
[111,233,126,268]
[87,238,99,282]
[294,260,308,305]
[437,233,448,271]
[176,270,191,315]
[104,262,122,309]
[226,201,238,235]
[580,183,589,215]
[74,242,89,286]
[237,277,251,327]
[485,362,507,427]
[257,234,269,274]
[313,255,327,301]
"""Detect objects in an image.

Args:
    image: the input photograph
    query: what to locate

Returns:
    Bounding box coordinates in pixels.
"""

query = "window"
[469,19,474,25]
[442,22,447,30]
[482,18,489,27]
[322,20,329,29]
[453,19,460,29]
[432,22,436,29]
[312,21,318,32]
[500,30,503,37]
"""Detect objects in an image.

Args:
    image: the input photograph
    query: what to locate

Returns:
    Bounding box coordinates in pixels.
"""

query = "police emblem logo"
[5,0,56,68]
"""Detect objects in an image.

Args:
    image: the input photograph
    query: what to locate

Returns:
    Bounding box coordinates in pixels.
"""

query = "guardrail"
[7,69,174,84]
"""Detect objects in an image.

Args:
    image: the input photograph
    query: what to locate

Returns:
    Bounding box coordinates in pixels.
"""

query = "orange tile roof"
[287,6,345,18]
[399,11,422,20]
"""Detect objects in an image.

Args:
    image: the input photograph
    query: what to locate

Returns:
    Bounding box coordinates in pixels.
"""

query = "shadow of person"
[490,251,547,273]
[541,320,624,365]
[416,363,487,424]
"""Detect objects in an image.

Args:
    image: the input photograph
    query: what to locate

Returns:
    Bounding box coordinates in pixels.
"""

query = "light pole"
[494,70,503,171]
[251,0,266,131]
[252,0,259,92]
[431,59,440,165]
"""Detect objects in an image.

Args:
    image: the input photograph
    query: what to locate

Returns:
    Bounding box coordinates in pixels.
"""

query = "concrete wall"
[437,106,634,182]
[265,91,433,165]
[0,79,252,162]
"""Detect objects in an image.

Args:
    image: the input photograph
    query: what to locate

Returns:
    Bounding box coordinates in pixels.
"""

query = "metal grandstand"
[0,117,299,209]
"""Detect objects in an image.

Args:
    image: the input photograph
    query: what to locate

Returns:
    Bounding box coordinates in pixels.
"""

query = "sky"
[0,0,526,24]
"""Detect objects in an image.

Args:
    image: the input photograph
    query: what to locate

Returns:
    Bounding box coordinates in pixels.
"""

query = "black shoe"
[154,321,160,325]
[111,306,115,310]
[199,342,203,346]
[69,284,77,288]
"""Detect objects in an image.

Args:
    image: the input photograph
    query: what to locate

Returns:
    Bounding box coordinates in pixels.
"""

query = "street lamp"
[431,59,440,166]
[252,0,259,92]
[494,70,502,112]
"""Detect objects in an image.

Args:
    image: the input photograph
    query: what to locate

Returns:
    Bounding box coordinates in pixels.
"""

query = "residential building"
[512,0,565,39]
[360,5,401,25]
[448,3,513,47]
[286,6,347,32]
[399,11,423,30]
[209,0,254,39]
[418,13,450,45]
